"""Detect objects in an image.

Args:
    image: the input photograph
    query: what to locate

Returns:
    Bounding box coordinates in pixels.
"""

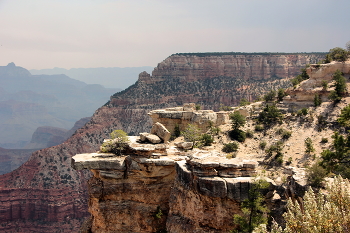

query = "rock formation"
[284,60,350,107]
[0,53,325,232]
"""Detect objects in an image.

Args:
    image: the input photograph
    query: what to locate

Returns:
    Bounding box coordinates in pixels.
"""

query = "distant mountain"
[30,66,154,89]
[0,63,121,148]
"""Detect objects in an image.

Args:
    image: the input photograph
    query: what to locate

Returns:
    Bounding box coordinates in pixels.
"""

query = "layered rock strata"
[284,60,350,107]
[72,145,261,232]
[148,104,229,133]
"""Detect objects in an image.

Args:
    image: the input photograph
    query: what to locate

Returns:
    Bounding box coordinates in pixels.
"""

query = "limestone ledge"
[148,107,229,133]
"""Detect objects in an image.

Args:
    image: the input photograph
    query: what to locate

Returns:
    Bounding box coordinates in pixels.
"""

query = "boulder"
[145,134,162,144]
[150,122,171,143]
[174,141,193,150]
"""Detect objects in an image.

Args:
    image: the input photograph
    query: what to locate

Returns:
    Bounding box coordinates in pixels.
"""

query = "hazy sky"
[1,0,349,70]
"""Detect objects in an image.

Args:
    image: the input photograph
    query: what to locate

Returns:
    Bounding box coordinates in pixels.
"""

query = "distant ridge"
[30,66,154,89]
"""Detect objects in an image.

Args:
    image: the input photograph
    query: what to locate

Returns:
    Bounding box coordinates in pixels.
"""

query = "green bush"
[229,129,247,142]
[200,134,214,146]
[258,104,283,126]
[257,176,350,233]
[230,111,246,130]
[338,103,350,127]
[222,142,239,153]
[314,94,322,107]
[321,137,328,143]
[306,162,328,188]
[181,124,202,147]
[263,90,276,102]
[291,67,310,87]
[255,125,264,132]
[246,129,254,138]
[239,98,250,106]
[259,141,267,150]
[297,107,308,116]
[305,137,315,154]
[324,47,349,63]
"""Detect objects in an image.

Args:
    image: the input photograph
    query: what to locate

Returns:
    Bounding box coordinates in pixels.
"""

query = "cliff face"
[0,53,324,232]
[284,60,350,106]
[110,53,325,134]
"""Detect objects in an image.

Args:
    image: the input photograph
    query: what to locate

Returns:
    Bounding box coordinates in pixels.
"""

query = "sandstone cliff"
[0,53,325,232]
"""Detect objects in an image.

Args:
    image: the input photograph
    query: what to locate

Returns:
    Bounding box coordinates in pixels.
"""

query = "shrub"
[321,80,328,90]
[220,104,232,111]
[200,134,214,146]
[329,70,347,102]
[304,137,314,154]
[181,124,202,147]
[257,176,350,233]
[321,137,328,143]
[173,124,181,138]
[297,107,308,116]
[314,93,322,107]
[222,142,239,153]
[306,162,328,188]
[320,132,350,178]
[255,125,264,132]
[239,98,250,106]
[195,104,201,110]
[338,103,350,127]
[100,129,129,155]
[230,111,246,130]
[246,129,254,138]
[258,104,283,126]
[263,90,276,102]
[233,179,270,233]
[259,141,267,150]
[277,88,287,102]
[281,130,292,140]
[229,129,246,142]
[324,47,349,63]
[291,67,310,87]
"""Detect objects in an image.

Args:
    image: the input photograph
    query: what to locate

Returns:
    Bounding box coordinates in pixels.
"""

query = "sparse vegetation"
[222,142,239,153]
[314,93,321,107]
[220,104,233,111]
[258,176,350,233]
[230,111,246,130]
[304,137,314,154]
[246,129,254,138]
[258,104,283,126]
[181,124,202,147]
[324,47,349,63]
[100,129,129,155]
[229,129,247,142]
[277,88,287,102]
[291,67,310,87]
[200,134,214,146]
[259,141,267,150]
[306,162,328,188]
[255,125,264,132]
[338,103,350,127]
[320,132,350,178]
[233,179,270,233]
[329,70,347,102]
[263,90,276,102]
[195,104,201,110]
[240,98,251,106]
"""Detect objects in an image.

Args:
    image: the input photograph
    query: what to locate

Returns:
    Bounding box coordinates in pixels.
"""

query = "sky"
[0,0,349,70]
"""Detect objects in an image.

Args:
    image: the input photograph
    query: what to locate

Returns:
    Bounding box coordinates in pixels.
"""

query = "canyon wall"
[0,53,325,232]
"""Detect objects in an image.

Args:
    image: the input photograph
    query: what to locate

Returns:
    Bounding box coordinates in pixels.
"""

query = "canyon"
[0,52,326,232]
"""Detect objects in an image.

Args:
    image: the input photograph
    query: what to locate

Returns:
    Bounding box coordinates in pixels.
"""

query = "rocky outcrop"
[148,104,229,134]
[72,147,261,232]
[284,60,350,107]
[25,126,69,149]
